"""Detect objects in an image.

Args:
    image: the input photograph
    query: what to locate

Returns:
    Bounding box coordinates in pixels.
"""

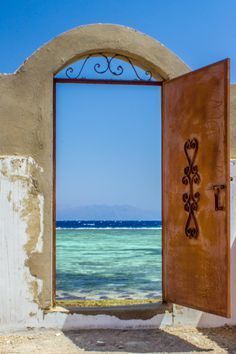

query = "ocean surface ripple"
[56,220,162,301]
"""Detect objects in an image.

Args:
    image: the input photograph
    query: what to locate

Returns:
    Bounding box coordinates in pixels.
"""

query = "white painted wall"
[0,157,235,332]
[0,157,44,331]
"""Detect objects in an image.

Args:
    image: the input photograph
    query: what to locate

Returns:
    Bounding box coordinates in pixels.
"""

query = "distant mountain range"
[56,204,160,220]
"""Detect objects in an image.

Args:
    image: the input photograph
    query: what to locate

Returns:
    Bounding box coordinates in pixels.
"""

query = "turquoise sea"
[56,221,162,300]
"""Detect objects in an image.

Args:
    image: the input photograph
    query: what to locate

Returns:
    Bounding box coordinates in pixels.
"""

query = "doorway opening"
[53,54,163,307]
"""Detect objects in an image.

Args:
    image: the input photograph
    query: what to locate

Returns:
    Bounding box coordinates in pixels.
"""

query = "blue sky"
[1,0,235,219]
[1,0,236,79]
[56,82,161,219]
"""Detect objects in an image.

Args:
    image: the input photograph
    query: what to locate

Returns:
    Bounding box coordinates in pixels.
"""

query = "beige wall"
[231,84,236,157]
[0,24,190,313]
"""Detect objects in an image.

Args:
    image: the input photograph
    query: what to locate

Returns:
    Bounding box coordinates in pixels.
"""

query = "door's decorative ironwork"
[182,138,200,239]
[64,53,153,81]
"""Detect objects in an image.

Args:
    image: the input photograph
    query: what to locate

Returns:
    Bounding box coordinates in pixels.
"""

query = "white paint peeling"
[0,156,43,179]
[34,194,44,253]
[0,156,44,331]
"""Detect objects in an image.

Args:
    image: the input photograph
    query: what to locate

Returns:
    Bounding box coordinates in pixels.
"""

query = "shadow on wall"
[62,328,211,353]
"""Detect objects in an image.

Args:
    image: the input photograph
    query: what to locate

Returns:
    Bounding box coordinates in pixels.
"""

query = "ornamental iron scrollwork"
[64,53,153,81]
[182,138,200,239]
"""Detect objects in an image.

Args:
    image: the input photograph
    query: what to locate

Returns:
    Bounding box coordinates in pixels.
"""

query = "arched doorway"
[27,23,189,311]
[13,24,230,318]
[54,52,163,306]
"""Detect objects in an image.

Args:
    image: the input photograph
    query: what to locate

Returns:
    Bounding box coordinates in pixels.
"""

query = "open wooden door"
[162,59,230,317]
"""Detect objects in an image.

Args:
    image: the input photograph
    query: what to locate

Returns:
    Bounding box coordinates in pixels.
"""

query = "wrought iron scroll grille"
[182,138,200,239]
[57,53,155,81]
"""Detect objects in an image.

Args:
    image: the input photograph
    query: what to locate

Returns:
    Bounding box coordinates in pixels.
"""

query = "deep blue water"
[56,220,162,300]
[56,220,162,229]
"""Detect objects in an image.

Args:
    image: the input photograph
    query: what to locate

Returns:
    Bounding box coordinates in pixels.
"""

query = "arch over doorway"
[17,24,190,79]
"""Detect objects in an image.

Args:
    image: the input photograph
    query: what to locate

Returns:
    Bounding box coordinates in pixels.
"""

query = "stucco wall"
[231,84,236,157]
[0,24,235,331]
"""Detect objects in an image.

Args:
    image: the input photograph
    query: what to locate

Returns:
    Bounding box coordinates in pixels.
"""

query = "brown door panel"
[162,59,230,317]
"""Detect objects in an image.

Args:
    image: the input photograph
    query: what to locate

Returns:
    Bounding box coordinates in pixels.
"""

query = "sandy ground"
[0,326,236,353]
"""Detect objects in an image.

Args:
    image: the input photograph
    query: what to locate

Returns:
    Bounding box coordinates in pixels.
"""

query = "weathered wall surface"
[0,157,44,330]
[231,85,236,157]
[0,24,235,331]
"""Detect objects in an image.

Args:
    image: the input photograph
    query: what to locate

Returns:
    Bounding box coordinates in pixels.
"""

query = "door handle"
[212,184,225,211]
